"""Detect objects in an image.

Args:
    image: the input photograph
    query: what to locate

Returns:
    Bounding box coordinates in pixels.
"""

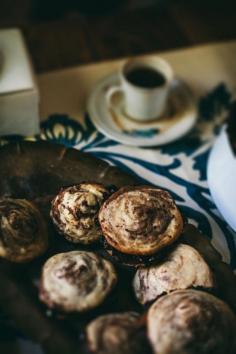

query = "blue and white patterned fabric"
[1,83,235,270]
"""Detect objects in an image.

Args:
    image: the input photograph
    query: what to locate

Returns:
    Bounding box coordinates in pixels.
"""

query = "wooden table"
[1,0,236,72]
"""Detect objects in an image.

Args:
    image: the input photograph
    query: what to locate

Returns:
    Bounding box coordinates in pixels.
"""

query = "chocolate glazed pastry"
[133,243,215,305]
[39,251,117,313]
[86,312,150,354]
[0,198,48,262]
[148,290,236,354]
[99,185,183,256]
[51,183,112,244]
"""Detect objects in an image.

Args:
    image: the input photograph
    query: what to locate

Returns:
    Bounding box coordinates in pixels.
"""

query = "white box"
[0,28,40,136]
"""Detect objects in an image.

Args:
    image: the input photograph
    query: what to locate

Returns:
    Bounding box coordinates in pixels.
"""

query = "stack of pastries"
[0,182,235,354]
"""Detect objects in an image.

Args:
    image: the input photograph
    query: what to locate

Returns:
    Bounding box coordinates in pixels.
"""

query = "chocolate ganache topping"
[148,290,236,354]
[133,243,215,305]
[39,251,117,312]
[0,198,48,262]
[99,186,183,256]
[51,183,111,244]
[86,312,148,354]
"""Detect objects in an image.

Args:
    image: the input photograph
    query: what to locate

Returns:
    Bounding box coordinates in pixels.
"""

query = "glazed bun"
[51,183,111,244]
[39,251,117,313]
[86,312,148,354]
[148,290,236,354]
[0,198,48,262]
[133,243,215,304]
[99,185,183,256]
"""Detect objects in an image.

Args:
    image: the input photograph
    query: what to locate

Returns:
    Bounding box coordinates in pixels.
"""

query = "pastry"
[0,198,48,262]
[86,312,148,354]
[147,289,236,354]
[51,183,111,244]
[133,243,215,304]
[99,185,183,256]
[39,251,117,312]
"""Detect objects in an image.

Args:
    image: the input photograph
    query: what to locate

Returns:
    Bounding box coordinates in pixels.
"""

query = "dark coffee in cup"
[106,56,173,120]
[126,66,166,89]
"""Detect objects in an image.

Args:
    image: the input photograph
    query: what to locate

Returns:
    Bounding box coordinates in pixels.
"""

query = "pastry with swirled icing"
[133,243,215,304]
[39,251,117,312]
[99,186,183,256]
[86,312,148,354]
[148,289,236,354]
[51,183,111,244]
[0,198,48,262]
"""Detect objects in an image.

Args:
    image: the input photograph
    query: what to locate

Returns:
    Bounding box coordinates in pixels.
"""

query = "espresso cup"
[106,56,173,121]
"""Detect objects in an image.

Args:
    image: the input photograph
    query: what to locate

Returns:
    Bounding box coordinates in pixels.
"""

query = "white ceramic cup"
[106,56,173,121]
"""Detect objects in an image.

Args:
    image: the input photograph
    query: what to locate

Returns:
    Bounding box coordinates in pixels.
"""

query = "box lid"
[0,29,35,95]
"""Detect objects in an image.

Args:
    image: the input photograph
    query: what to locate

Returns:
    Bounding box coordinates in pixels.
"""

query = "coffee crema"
[126,66,166,88]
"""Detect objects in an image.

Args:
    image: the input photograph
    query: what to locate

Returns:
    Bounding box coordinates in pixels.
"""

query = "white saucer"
[87,72,197,146]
